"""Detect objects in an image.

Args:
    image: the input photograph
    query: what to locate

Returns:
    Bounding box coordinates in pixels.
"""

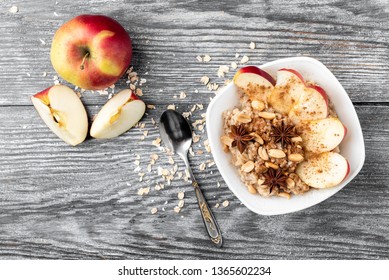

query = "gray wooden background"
[0,0,388,259]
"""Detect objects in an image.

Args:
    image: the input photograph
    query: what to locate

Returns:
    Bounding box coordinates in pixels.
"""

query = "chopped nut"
[151,207,158,214]
[249,42,256,49]
[240,55,249,64]
[265,162,279,170]
[286,178,295,188]
[201,76,210,85]
[247,185,257,194]
[222,200,229,207]
[258,147,269,160]
[258,112,276,120]
[257,178,265,185]
[251,100,265,111]
[249,132,264,145]
[278,192,291,199]
[236,113,252,123]
[288,153,304,162]
[291,136,303,143]
[268,149,286,158]
[241,161,255,173]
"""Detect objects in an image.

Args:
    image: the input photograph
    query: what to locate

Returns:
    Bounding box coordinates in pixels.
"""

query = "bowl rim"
[206,56,365,215]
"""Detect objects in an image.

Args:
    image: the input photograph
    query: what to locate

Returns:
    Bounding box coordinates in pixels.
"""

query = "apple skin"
[234,66,276,86]
[50,14,132,90]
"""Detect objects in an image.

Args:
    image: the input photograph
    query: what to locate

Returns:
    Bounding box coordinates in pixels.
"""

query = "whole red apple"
[50,14,132,90]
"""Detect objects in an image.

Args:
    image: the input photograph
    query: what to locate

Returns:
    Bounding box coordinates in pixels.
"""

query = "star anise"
[263,168,288,194]
[271,122,297,148]
[229,125,255,153]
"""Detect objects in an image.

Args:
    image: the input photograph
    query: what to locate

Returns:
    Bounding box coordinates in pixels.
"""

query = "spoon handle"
[181,154,222,247]
[193,181,223,247]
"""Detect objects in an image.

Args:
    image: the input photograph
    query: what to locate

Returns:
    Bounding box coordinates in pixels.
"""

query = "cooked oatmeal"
[222,94,310,198]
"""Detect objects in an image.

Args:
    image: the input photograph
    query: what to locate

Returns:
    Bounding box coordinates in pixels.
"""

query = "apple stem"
[80,52,90,70]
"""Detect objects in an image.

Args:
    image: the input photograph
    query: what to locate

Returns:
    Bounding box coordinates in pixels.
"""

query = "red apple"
[233,66,275,102]
[31,85,88,146]
[50,14,132,90]
[90,89,145,139]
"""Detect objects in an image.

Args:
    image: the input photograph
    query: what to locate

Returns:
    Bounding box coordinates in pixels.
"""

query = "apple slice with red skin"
[288,83,328,124]
[90,89,145,139]
[268,68,306,114]
[298,118,346,153]
[233,66,275,102]
[296,152,350,189]
[31,85,88,146]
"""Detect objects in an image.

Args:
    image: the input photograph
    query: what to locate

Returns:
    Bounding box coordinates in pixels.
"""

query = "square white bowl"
[206,57,365,215]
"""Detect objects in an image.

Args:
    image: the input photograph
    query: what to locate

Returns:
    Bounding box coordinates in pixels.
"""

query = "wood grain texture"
[0,0,388,259]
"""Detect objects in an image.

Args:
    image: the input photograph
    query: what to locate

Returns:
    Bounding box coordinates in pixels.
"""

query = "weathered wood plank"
[0,0,388,106]
[0,105,388,259]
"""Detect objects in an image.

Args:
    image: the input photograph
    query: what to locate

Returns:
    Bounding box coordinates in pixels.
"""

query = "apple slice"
[288,84,328,124]
[268,69,305,114]
[90,89,145,139]
[233,66,275,103]
[298,118,346,153]
[296,152,350,189]
[31,85,88,146]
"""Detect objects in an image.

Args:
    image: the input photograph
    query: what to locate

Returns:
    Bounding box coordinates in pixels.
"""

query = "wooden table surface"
[0,0,388,259]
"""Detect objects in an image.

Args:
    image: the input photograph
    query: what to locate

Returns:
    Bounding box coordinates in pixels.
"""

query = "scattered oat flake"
[240,55,249,64]
[222,200,230,207]
[196,55,203,62]
[217,65,229,77]
[167,104,175,110]
[217,181,221,188]
[152,138,161,146]
[231,62,238,70]
[134,160,140,166]
[9,6,18,13]
[193,134,200,143]
[177,191,185,200]
[203,55,212,62]
[42,72,47,77]
[178,200,185,208]
[39,38,46,45]
[168,156,175,165]
[135,88,143,96]
[151,207,158,214]
[147,104,155,109]
[179,91,187,99]
[189,147,195,156]
[200,76,210,85]
[151,154,159,160]
[54,12,59,16]
[174,206,181,213]
[199,163,206,171]
[249,42,256,49]
[143,131,148,137]
[235,53,240,58]
[215,203,220,208]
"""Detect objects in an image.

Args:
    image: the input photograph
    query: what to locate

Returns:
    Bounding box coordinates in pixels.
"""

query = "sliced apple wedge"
[298,118,346,153]
[31,85,88,146]
[288,84,328,124]
[296,152,350,189]
[233,66,275,103]
[90,89,145,139]
[268,68,305,114]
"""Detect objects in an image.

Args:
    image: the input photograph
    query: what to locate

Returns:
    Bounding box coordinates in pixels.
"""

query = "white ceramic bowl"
[206,57,365,215]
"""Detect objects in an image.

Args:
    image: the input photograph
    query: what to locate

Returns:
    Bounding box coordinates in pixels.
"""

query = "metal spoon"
[159,110,222,247]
